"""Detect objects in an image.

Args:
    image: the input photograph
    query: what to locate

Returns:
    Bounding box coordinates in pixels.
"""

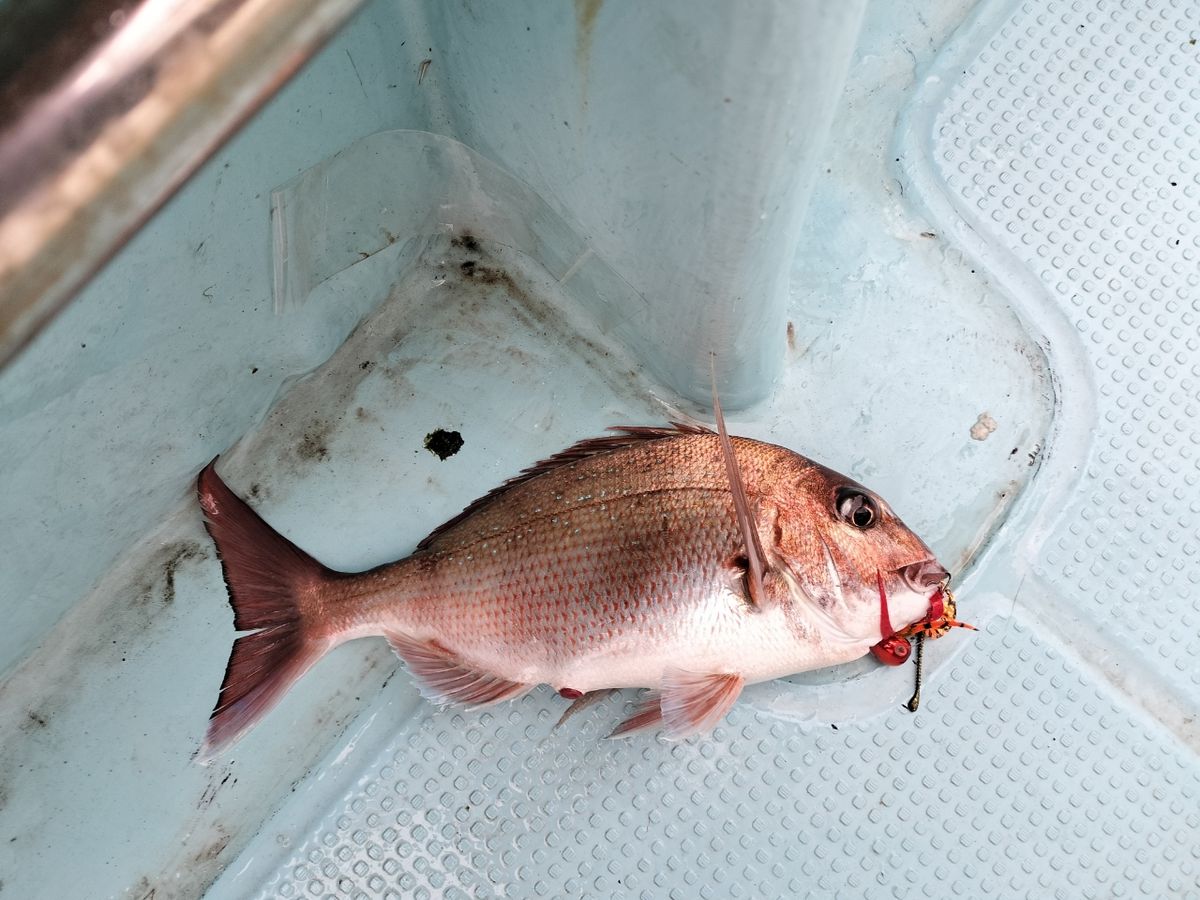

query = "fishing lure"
[870,574,975,710]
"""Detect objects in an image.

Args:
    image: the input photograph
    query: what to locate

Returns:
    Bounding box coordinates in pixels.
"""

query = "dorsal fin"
[710,357,767,609]
[416,422,713,551]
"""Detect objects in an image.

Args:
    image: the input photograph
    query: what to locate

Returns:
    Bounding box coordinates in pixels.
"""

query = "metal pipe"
[0,0,367,369]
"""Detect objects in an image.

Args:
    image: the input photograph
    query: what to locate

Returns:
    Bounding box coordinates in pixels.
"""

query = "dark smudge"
[424,429,464,460]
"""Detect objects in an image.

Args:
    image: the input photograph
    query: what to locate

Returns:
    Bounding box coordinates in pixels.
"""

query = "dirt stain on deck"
[576,0,604,103]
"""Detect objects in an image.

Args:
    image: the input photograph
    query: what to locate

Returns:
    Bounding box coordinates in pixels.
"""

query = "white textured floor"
[210,0,1200,897]
[920,0,1200,739]
[3,0,1199,897]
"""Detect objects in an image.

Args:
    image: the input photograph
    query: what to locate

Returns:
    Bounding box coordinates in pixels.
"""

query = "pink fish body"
[197,423,949,759]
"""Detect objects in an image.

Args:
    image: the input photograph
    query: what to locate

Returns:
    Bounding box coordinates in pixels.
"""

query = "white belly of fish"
[546,593,868,694]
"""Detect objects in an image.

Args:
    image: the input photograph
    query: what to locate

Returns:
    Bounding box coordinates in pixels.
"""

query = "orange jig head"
[870,635,912,666]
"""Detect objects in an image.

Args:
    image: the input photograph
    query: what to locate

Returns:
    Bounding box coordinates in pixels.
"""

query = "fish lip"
[898,558,950,593]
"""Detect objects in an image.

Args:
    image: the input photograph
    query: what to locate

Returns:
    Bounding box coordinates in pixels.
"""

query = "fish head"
[764,454,949,649]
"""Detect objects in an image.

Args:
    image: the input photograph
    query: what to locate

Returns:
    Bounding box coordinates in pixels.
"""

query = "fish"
[196,404,955,760]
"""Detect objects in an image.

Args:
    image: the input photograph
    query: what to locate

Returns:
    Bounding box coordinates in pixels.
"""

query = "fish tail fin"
[195,460,339,763]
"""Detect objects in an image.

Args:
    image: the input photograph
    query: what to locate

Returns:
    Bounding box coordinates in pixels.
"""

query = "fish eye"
[836,489,878,529]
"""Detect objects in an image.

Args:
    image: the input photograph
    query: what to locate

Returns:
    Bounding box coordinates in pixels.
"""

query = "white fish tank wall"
[1,0,1198,897]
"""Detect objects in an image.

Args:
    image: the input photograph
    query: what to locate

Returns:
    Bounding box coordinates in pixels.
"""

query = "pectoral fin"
[609,669,745,739]
[385,631,533,707]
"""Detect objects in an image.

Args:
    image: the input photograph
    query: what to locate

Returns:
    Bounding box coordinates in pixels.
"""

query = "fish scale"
[383,441,766,676]
[196,426,949,756]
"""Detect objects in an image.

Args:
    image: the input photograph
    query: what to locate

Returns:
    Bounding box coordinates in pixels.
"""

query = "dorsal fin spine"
[709,358,768,609]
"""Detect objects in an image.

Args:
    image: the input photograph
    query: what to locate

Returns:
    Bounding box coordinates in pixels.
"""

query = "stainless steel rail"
[0,0,366,369]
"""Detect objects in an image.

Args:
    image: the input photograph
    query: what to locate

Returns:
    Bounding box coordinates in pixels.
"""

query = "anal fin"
[609,669,745,739]
[607,692,664,738]
[385,631,533,708]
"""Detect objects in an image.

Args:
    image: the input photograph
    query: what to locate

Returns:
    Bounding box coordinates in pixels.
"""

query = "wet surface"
[0,6,1076,893]
[0,233,671,899]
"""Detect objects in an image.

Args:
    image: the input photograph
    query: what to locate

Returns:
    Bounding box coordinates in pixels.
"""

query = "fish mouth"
[898,559,949,593]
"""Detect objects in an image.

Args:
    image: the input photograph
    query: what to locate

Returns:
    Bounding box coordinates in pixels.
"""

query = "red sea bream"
[196,417,952,759]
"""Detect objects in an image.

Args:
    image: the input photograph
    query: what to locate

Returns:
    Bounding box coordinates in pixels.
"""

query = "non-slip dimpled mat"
[933,0,1200,705]
[208,1,1200,896]
[228,621,1200,899]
